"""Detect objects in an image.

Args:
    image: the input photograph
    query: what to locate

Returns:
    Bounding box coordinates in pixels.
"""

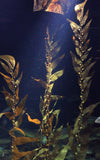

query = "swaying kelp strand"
[66,0,100,159]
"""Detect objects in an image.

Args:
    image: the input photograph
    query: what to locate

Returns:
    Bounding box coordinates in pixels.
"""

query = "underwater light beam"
[33,0,73,53]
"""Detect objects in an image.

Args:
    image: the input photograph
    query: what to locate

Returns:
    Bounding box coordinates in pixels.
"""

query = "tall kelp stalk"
[66,0,100,159]
[0,55,39,160]
[27,28,65,160]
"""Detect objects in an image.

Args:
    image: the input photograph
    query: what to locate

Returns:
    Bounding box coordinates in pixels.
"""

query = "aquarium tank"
[0,0,100,160]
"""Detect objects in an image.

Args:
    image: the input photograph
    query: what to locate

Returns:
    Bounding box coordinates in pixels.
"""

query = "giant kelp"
[0,56,39,160]
[66,0,100,159]
[33,0,71,15]
[0,30,65,159]
[0,0,99,160]
[27,28,65,160]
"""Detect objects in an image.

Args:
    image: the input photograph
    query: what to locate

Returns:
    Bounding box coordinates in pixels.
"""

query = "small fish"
[0,147,5,157]
[95,117,100,124]
[42,135,47,145]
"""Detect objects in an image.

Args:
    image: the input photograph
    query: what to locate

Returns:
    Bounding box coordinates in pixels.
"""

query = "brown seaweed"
[0,1,99,160]
[33,0,71,15]
[66,0,100,160]
[0,56,39,160]
[30,28,65,159]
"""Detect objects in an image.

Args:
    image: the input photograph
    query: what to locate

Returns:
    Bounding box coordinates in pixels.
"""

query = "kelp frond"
[31,28,64,159]
[0,55,27,127]
[66,0,100,160]
[0,55,36,160]
[33,0,71,15]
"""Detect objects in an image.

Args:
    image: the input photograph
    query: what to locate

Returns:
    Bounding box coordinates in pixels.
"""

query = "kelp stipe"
[0,55,38,160]
[28,28,65,160]
[66,0,100,159]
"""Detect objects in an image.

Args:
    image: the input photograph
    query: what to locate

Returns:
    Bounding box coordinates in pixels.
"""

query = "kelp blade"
[33,0,71,15]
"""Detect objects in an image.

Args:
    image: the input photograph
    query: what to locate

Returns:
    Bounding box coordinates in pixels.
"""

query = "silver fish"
[95,116,100,124]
